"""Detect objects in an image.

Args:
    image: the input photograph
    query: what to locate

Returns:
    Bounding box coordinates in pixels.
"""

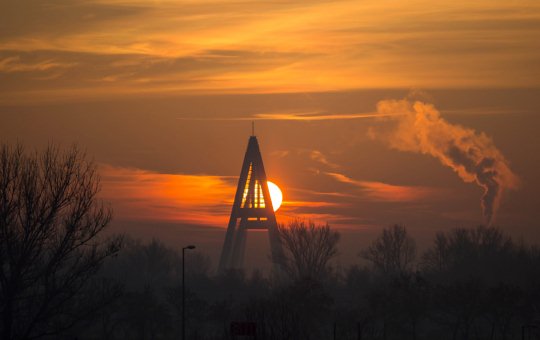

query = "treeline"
[71,224,540,340]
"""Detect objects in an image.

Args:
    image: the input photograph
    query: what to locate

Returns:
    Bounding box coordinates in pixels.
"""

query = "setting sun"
[267,181,283,212]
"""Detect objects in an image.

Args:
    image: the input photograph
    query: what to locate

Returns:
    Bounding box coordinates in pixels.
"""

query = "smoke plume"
[369,99,519,224]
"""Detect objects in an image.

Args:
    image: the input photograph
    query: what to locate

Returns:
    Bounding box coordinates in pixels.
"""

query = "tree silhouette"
[421,225,514,282]
[361,224,416,276]
[277,220,340,282]
[0,144,122,340]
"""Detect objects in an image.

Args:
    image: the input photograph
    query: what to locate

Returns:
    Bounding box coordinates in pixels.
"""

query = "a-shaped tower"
[218,134,284,272]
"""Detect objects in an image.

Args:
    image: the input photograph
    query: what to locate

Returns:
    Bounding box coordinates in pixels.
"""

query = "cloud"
[441,108,534,116]
[175,110,403,121]
[290,188,355,199]
[98,165,346,228]
[0,56,75,73]
[1,0,539,102]
[176,106,531,122]
[252,111,402,121]
[309,150,340,169]
[270,150,290,158]
[282,200,342,208]
[368,98,520,224]
[326,172,435,202]
[99,164,236,226]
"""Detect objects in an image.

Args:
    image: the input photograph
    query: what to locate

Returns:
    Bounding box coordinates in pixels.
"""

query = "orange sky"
[1,0,539,269]
[1,0,540,103]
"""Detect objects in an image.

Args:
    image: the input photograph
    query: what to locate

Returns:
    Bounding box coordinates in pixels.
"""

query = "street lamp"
[182,245,196,340]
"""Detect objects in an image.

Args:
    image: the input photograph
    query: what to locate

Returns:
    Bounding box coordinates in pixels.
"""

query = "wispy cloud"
[283,200,343,208]
[0,56,75,73]
[326,172,436,202]
[1,0,539,102]
[270,150,290,158]
[309,150,340,169]
[175,110,403,121]
[252,111,403,121]
[290,188,355,199]
[118,106,536,123]
[441,108,534,116]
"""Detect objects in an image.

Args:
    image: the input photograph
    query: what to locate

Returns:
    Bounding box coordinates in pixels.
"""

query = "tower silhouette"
[218,133,284,272]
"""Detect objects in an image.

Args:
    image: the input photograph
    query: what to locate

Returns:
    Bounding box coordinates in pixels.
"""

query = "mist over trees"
[53,222,540,340]
[3,144,540,339]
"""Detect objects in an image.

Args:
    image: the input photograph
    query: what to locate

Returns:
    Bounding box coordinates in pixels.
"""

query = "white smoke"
[368,99,519,224]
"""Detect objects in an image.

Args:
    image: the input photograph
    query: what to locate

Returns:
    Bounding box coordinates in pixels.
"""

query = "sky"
[1,0,540,271]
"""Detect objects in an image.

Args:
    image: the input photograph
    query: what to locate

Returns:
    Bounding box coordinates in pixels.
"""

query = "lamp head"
[185,245,196,250]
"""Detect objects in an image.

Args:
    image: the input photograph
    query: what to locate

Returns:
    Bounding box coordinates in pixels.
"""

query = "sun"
[267,181,283,212]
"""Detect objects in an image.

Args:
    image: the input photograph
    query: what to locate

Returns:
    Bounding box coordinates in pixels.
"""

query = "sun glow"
[267,181,283,212]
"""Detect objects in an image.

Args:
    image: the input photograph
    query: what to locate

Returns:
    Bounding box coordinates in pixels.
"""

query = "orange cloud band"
[99,165,235,226]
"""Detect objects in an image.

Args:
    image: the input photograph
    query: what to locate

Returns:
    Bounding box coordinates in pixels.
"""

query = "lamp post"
[182,245,196,340]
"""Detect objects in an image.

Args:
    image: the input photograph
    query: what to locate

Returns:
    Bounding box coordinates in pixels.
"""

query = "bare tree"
[0,144,122,340]
[277,219,340,281]
[421,225,514,280]
[361,224,416,275]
